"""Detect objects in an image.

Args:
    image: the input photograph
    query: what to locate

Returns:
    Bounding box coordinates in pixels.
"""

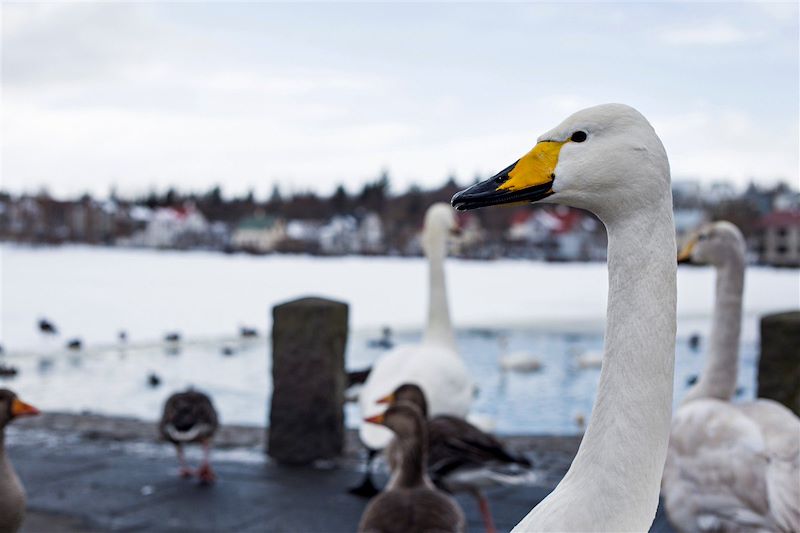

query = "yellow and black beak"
[376,393,395,405]
[364,413,385,425]
[452,141,564,211]
[677,236,697,264]
[11,397,40,418]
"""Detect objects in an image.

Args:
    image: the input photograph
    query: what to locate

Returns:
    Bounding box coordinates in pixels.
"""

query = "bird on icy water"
[452,103,678,532]
[159,388,219,485]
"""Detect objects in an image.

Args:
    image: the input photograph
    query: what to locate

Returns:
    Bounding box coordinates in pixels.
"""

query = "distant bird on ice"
[66,338,82,351]
[37,319,57,335]
[497,336,543,373]
[367,327,394,350]
[159,389,219,484]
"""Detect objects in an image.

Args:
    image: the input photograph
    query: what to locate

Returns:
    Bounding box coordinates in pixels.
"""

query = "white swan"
[498,336,544,373]
[571,347,604,369]
[353,203,473,494]
[662,221,800,533]
[453,103,677,532]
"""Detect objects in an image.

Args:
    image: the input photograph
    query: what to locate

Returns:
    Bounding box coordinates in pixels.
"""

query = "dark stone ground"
[9,413,675,532]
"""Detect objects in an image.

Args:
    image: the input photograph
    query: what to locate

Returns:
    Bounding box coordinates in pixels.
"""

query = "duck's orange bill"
[364,413,385,425]
[376,393,394,405]
[11,398,40,417]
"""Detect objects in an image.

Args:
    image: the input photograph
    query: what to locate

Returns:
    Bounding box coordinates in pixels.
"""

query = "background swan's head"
[422,202,459,257]
[678,221,746,267]
[452,103,670,220]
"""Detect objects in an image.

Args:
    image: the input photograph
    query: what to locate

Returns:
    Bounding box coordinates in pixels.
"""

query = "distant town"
[1,175,798,267]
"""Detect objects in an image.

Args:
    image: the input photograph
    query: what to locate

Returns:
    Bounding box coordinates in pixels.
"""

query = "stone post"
[268,297,348,464]
[758,310,800,417]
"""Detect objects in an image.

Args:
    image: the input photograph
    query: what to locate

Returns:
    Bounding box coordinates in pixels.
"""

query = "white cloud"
[659,21,757,46]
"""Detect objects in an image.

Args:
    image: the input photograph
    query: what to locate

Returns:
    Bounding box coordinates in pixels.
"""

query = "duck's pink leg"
[475,491,496,533]
[176,444,194,478]
[197,440,216,485]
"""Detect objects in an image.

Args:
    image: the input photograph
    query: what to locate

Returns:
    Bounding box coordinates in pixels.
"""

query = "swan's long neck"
[423,244,456,349]
[684,258,744,403]
[520,202,677,531]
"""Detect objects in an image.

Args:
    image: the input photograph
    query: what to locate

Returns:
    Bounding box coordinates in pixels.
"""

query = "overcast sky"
[2,2,798,199]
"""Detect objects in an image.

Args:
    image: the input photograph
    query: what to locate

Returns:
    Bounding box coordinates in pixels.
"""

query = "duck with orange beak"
[358,401,465,533]
[0,389,40,533]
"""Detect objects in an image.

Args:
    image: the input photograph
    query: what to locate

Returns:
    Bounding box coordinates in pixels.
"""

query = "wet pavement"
[8,414,675,532]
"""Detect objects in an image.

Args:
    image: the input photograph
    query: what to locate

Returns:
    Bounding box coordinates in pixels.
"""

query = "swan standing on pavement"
[351,203,472,497]
[662,221,800,532]
[452,103,677,531]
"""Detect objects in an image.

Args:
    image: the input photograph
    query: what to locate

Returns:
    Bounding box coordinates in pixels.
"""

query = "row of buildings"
[0,180,798,266]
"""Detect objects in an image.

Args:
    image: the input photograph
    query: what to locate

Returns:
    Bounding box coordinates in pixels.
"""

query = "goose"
[159,389,219,484]
[352,203,472,497]
[0,389,40,533]
[662,221,800,532]
[357,401,466,533]
[379,383,534,533]
[452,103,677,531]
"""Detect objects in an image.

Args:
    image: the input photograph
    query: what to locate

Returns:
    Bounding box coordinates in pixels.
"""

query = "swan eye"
[571,131,587,143]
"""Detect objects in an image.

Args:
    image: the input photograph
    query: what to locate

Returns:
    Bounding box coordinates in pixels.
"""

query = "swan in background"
[498,335,543,373]
[453,103,677,531]
[663,221,800,532]
[352,203,472,497]
[570,347,603,369]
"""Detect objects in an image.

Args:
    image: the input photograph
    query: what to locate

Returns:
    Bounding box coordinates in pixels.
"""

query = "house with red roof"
[756,210,800,267]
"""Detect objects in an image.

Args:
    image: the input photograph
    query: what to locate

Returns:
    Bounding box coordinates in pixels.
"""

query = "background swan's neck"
[520,202,677,531]
[684,259,744,403]
[423,245,456,350]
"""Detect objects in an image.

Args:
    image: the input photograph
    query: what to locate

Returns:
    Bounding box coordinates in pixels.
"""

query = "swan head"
[678,221,745,267]
[364,400,426,440]
[451,103,670,220]
[422,202,459,257]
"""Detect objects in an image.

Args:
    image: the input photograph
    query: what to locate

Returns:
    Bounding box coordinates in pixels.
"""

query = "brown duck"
[159,389,219,484]
[358,401,465,533]
[379,383,534,533]
[0,389,40,533]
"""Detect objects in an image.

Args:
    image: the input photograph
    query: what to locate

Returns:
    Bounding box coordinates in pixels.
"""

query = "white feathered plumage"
[358,203,473,451]
[663,221,800,533]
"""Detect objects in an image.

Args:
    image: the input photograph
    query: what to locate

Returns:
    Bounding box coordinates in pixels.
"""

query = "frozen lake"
[1,245,798,434]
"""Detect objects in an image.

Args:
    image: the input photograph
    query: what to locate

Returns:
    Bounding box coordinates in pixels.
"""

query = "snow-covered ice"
[0,245,797,434]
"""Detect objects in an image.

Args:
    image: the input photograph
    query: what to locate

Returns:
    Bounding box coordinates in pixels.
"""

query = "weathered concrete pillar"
[268,296,348,464]
[758,310,800,417]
